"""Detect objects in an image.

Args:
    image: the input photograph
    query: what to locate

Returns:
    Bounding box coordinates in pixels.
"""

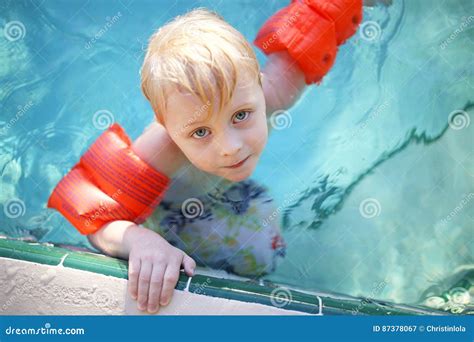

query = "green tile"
[63,251,129,279]
[0,238,68,266]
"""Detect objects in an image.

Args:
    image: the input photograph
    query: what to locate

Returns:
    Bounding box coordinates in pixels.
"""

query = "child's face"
[164,73,267,182]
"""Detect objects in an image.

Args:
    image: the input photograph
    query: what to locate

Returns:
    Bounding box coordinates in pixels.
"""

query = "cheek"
[248,115,268,152]
[170,135,219,173]
[181,144,215,170]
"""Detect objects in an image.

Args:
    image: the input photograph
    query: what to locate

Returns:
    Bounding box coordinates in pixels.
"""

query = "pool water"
[1,0,472,313]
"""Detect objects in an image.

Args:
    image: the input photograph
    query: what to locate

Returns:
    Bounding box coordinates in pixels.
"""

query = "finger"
[137,260,152,311]
[128,257,141,300]
[182,254,196,276]
[160,259,181,306]
[147,264,165,313]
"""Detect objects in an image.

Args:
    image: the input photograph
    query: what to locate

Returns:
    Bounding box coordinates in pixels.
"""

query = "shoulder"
[132,121,188,177]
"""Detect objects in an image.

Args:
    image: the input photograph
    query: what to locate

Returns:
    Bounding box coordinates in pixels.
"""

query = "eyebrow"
[185,102,255,129]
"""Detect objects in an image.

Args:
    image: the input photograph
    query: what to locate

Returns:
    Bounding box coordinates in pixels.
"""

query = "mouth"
[223,155,251,169]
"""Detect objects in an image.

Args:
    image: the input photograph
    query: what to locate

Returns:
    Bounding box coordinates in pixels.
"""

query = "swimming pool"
[0,0,472,313]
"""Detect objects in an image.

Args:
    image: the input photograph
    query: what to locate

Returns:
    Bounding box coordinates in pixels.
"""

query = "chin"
[199,156,258,182]
[221,166,255,182]
[222,156,259,182]
[223,173,251,182]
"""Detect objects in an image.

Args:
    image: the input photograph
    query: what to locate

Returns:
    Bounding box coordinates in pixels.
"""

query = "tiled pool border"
[0,237,446,315]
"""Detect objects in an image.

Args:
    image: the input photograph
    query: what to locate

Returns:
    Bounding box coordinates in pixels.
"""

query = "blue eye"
[192,128,209,139]
[233,111,250,123]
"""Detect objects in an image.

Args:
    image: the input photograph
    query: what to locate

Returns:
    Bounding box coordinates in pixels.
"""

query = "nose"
[218,130,243,157]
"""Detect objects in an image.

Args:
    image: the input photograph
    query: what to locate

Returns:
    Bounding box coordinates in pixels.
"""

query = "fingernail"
[148,306,158,313]
[131,294,137,300]
[138,303,145,311]
[191,268,195,275]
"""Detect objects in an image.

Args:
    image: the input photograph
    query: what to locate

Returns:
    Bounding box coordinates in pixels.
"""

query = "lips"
[224,155,250,169]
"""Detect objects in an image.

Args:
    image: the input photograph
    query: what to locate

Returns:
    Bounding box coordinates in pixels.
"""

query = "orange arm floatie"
[255,0,363,84]
[47,123,170,235]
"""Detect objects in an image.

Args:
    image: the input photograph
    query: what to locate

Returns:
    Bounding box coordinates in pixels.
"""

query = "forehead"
[164,73,260,128]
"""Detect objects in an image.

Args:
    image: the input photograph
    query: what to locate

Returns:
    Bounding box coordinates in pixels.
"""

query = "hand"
[126,226,196,313]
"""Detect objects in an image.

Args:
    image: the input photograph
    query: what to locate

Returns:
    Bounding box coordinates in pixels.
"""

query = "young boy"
[94,9,305,314]
[49,1,367,313]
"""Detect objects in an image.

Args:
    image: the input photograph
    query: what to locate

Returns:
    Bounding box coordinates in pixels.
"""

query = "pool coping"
[0,237,448,315]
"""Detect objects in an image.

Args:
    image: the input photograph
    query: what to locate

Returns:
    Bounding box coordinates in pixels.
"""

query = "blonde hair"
[140,8,261,124]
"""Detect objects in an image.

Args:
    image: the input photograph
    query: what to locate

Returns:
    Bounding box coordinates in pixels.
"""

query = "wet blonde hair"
[140,8,262,125]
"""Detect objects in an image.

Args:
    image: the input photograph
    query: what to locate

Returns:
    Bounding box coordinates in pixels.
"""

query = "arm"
[130,121,189,177]
[87,121,188,253]
[261,0,391,116]
[257,0,365,119]
[87,220,137,259]
[47,123,179,235]
[86,121,188,257]
[85,122,194,314]
[46,121,193,312]
[262,51,307,117]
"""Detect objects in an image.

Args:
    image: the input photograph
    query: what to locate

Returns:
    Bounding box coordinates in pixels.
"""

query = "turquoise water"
[0,0,472,313]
